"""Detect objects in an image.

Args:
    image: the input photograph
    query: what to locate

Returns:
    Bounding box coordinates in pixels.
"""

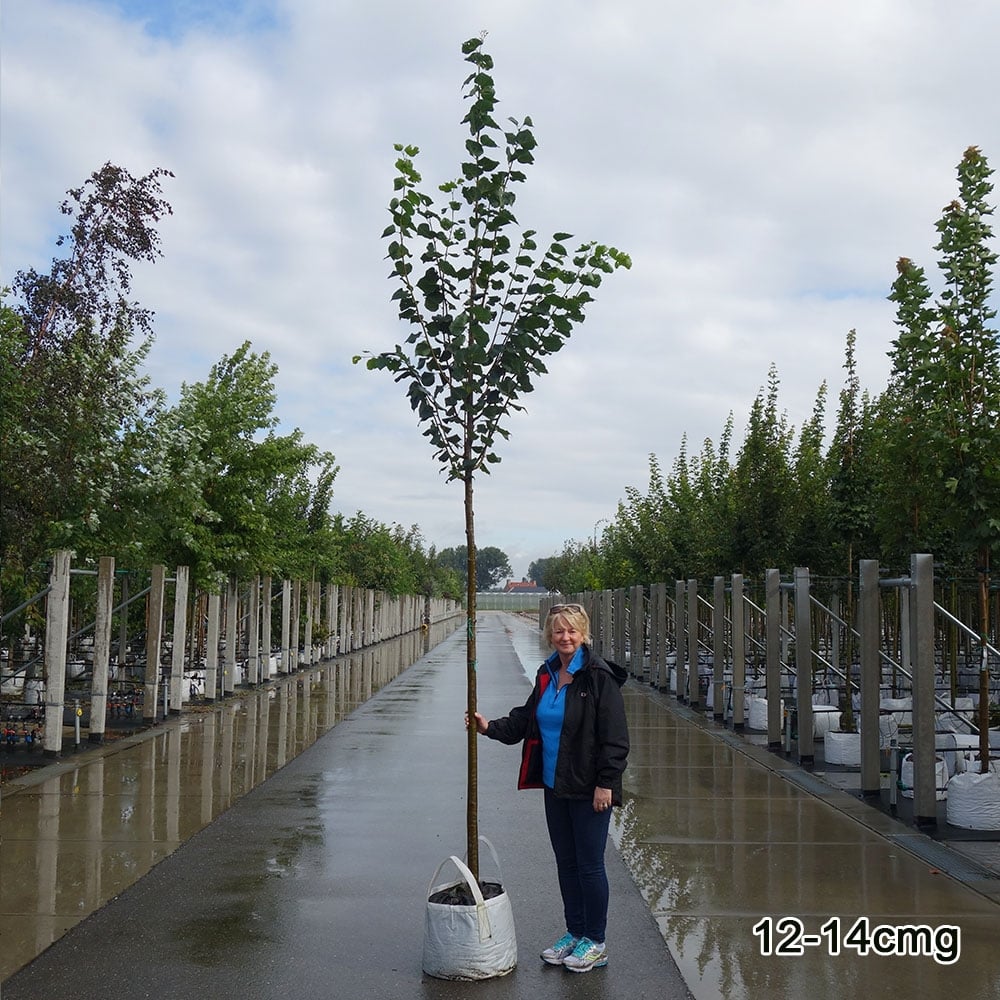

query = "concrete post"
[341,585,352,653]
[247,575,260,685]
[910,553,937,826]
[674,580,686,698]
[304,579,315,666]
[43,550,72,757]
[143,564,165,722]
[224,576,238,694]
[314,581,324,652]
[169,566,190,713]
[601,589,613,660]
[326,583,338,658]
[358,588,367,648]
[262,576,273,679]
[659,582,670,689]
[630,586,645,680]
[765,569,782,749]
[687,579,699,707]
[281,580,292,674]
[649,583,662,687]
[713,576,726,720]
[794,567,814,764]
[292,579,302,668]
[205,592,221,701]
[859,560,880,796]
[89,556,115,742]
[356,588,364,648]
[354,588,364,649]
[613,588,626,666]
[732,574,746,730]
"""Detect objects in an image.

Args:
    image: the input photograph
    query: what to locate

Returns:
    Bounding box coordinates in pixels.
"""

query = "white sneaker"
[562,937,608,972]
[540,933,578,965]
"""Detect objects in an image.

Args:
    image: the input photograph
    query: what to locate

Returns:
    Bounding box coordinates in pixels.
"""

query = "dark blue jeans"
[543,788,612,943]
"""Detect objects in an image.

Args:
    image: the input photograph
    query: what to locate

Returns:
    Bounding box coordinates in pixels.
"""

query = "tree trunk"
[464,468,480,880]
[977,553,991,774]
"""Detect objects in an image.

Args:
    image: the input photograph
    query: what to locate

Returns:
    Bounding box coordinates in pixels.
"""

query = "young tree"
[139,342,339,589]
[2,164,172,586]
[788,383,834,573]
[728,366,796,574]
[541,538,605,596]
[885,147,999,769]
[879,258,954,562]
[613,453,680,584]
[827,330,879,575]
[688,419,734,577]
[357,37,630,876]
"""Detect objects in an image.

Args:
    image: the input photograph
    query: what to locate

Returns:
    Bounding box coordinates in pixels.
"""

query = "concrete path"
[2,613,998,999]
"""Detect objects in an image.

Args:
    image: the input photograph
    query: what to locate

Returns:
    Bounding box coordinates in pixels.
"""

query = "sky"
[3,0,999,582]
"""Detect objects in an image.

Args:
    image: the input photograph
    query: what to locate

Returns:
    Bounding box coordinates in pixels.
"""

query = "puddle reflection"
[0,620,460,982]
[612,684,1000,1000]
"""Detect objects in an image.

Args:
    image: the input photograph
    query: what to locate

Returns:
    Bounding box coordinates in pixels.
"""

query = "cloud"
[3,0,998,580]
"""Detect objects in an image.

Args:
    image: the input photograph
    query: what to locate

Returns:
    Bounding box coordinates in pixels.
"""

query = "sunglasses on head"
[549,603,584,614]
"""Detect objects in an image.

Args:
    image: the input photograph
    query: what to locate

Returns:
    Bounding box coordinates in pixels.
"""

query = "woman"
[467,603,629,973]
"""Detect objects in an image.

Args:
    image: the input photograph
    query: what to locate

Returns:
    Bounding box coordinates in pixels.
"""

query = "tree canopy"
[2,164,172,581]
[436,545,512,591]
[530,148,1000,597]
[1,164,459,605]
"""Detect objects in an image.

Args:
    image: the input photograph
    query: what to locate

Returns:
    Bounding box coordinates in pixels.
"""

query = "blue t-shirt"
[535,647,585,788]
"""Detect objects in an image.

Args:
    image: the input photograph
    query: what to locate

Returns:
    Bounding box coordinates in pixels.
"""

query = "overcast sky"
[3,0,999,581]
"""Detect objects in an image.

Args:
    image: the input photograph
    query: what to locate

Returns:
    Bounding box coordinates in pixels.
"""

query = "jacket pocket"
[518,737,544,789]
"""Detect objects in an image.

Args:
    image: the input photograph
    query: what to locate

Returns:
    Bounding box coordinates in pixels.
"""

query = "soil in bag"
[428,881,505,905]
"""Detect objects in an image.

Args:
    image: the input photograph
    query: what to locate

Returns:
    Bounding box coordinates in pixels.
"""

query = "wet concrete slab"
[1,617,688,999]
[3,612,999,999]
[0,632,446,985]
[615,683,1000,999]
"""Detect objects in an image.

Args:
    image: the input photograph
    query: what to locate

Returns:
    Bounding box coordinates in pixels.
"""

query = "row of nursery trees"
[0,165,468,608]
[3,152,996,615]
[534,148,999,605]
[3,35,994,879]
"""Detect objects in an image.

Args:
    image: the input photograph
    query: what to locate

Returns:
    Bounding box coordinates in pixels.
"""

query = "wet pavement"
[2,613,999,999]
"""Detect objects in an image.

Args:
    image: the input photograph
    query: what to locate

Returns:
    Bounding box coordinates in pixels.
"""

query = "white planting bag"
[900,753,948,800]
[748,696,768,731]
[824,730,862,766]
[946,770,1000,830]
[422,838,517,980]
[811,706,841,740]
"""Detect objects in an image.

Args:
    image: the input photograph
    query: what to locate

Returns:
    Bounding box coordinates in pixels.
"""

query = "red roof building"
[502,579,548,594]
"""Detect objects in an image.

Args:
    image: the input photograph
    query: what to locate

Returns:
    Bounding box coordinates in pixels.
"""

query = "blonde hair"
[544,604,592,646]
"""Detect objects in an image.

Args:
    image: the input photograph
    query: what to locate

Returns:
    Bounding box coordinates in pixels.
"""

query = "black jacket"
[485,645,630,805]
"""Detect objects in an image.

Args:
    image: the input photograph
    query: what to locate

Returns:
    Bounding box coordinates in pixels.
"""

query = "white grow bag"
[422,838,517,981]
[900,753,948,800]
[748,697,768,731]
[811,706,841,740]
[824,730,862,766]
[946,770,1000,831]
